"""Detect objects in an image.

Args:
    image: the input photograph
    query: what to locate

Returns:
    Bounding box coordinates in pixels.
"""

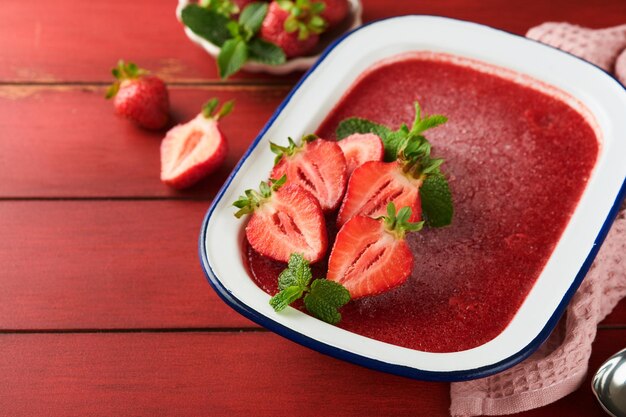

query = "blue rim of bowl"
[198,15,626,382]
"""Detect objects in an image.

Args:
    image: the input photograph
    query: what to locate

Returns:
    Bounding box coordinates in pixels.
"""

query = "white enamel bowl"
[176,0,363,74]
[199,16,626,381]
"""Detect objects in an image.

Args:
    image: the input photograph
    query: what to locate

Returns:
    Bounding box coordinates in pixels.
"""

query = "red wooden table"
[1,1,625,415]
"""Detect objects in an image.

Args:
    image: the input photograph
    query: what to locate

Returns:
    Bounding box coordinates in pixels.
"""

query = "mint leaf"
[270,254,351,324]
[239,2,268,36]
[413,115,448,134]
[304,279,351,325]
[270,286,304,312]
[336,118,391,141]
[248,38,286,65]
[410,101,448,136]
[181,5,232,47]
[382,129,411,162]
[419,173,453,227]
[217,38,249,79]
[278,253,312,290]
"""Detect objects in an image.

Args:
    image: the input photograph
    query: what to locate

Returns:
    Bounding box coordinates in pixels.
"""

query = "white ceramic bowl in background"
[199,16,626,381]
[176,0,363,74]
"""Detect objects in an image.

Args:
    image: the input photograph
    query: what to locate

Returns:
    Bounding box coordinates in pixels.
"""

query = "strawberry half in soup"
[336,133,384,176]
[270,135,347,212]
[234,177,328,263]
[336,102,450,227]
[337,160,422,227]
[328,203,422,299]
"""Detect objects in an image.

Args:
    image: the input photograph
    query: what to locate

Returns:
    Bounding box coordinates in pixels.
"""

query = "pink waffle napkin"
[450,23,626,417]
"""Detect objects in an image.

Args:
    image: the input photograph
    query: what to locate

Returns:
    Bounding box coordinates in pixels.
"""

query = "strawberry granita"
[247,52,598,352]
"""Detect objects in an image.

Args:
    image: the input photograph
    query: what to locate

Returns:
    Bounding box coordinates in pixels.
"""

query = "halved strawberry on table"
[260,0,326,58]
[336,132,384,176]
[160,98,233,189]
[328,203,423,299]
[233,176,328,263]
[270,135,347,212]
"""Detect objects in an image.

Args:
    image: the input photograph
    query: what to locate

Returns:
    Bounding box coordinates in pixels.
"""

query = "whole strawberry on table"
[106,60,170,130]
[180,0,351,78]
[234,101,454,324]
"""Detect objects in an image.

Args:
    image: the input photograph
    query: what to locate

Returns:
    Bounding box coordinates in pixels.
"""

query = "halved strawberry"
[337,160,422,227]
[160,98,233,189]
[336,133,384,177]
[270,135,347,212]
[233,177,327,263]
[327,203,422,298]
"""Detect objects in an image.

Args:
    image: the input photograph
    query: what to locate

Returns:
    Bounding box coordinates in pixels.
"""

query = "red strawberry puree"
[246,52,599,352]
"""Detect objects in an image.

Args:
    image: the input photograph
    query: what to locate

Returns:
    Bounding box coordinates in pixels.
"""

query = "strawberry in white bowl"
[176,0,362,77]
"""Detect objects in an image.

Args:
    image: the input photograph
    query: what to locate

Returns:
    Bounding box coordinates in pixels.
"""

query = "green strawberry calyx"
[269,134,317,165]
[105,60,149,99]
[379,202,424,240]
[201,98,235,120]
[277,0,327,40]
[232,175,287,218]
[199,0,239,17]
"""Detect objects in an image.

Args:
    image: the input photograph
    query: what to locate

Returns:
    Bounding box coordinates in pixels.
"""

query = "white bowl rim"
[198,15,626,381]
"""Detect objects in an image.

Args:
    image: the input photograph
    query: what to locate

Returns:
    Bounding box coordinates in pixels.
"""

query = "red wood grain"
[0,0,292,83]
[1,0,624,83]
[0,86,287,198]
[0,329,622,417]
[360,0,626,35]
[1,1,624,416]
[0,199,622,330]
[0,200,253,329]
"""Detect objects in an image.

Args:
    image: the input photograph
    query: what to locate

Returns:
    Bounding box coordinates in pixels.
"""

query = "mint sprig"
[181,2,286,79]
[270,254,351,324]
[335,101,453,227]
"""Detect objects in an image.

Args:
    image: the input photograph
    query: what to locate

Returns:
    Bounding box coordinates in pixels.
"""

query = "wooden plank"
[361,0,626,35]
[0,330,623,416]
[0,199,623,330]
[0,0,295,83]
[0,86,287,198]
[0,200,253,329]
[1,0,625,83]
